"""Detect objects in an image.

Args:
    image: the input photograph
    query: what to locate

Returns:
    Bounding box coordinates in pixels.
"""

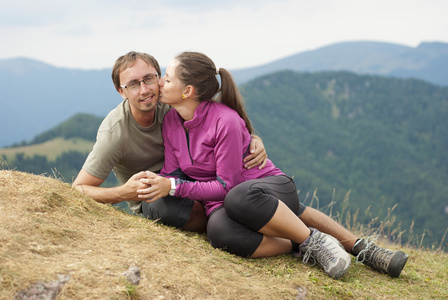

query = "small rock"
[15,274,70,300]
[296,286,308,299]
[124,266,141,285]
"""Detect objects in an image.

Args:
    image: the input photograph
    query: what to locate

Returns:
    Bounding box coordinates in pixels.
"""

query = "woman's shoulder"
[209,101,239,118]
[207,101,246,132]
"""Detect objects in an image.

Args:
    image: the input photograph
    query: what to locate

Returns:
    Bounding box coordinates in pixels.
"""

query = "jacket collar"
[183,100,212,129]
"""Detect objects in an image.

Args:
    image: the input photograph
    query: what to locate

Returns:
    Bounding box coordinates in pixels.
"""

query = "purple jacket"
[160,100,284,216]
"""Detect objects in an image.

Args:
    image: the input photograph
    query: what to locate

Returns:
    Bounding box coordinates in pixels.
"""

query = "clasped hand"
[136,171,171,203]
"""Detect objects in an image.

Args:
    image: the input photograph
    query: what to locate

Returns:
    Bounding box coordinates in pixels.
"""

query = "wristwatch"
[169,178,177,196]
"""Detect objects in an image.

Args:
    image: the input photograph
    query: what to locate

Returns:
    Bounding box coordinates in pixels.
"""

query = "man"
[73,51,409,278]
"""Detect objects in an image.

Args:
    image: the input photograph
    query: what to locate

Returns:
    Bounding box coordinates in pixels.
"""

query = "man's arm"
[72,169,148,204]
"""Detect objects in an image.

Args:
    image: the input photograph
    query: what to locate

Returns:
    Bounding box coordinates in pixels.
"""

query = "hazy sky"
[1,0,447,70]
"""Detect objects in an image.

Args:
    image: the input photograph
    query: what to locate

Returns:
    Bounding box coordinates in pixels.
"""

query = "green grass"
[0,137,94,162]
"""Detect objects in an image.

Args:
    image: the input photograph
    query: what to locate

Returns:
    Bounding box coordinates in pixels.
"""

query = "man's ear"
[118,87,127,100]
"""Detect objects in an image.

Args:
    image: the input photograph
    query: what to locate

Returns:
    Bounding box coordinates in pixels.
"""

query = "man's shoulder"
[99,101,129,131]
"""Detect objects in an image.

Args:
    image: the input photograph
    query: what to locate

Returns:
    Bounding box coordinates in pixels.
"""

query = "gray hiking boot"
[299,228,351,279]
[352,237,409,278]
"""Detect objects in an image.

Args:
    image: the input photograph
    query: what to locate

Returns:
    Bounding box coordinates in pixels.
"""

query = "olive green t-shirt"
[83,99,171,213]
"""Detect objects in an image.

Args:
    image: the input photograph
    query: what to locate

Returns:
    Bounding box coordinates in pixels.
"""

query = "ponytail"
[218,68,253,134]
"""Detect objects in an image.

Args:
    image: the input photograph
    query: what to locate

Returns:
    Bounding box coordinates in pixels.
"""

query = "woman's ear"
[184,85,194,99]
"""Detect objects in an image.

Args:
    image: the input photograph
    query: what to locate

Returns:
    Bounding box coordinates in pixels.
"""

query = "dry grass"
[0,170,447,299]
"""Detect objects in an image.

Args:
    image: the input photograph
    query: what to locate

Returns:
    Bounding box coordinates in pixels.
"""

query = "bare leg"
[299,207,357,252]
[250,201,311,258]
[250,236,292,258]
[181,200,207,233]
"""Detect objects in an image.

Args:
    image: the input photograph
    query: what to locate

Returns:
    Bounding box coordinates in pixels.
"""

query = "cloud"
[0,0,447,70]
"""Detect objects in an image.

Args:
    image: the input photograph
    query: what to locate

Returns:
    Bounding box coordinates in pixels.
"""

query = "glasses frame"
[120,73,159,91]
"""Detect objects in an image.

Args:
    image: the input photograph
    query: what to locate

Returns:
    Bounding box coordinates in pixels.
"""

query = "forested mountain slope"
[242,70,448,246]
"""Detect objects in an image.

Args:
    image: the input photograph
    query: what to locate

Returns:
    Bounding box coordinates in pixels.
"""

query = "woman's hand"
[137,171,171,203]
[244,135,268,170]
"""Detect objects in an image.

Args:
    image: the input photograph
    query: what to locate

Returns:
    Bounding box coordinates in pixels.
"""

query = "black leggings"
[206,175,306,257]
[141,196,194,229]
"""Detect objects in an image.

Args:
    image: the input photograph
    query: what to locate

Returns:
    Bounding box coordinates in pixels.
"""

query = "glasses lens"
[127,81,139,91]
[143,74,157,85]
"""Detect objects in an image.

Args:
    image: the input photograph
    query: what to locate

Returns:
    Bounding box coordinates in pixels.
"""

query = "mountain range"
[0,40,447,148]
[232,41,448,86]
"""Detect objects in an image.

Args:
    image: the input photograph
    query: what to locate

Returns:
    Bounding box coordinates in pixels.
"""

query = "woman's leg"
[250,236,293,258]
[250,199,310,257]
[225,176,351,279]
[207,207,296,258]
[256,200,310,244]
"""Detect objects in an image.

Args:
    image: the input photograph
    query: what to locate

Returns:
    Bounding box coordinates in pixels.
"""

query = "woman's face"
[159,59,185,106]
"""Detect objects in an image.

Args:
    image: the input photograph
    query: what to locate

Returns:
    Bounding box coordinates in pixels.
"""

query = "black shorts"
[207,175,306,257]
[141,196,194,229]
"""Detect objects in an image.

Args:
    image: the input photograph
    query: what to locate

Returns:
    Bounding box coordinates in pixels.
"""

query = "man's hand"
[137,171,171,203]
[244,135,268,170]
[118,171,152,201]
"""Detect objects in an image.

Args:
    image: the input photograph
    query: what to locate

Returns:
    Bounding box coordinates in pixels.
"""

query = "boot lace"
[302,236,333,268]
[356,236,393,271]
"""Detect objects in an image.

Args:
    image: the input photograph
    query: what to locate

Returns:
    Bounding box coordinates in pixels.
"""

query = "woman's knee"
[225,182,260,214]
[207,208,262,257]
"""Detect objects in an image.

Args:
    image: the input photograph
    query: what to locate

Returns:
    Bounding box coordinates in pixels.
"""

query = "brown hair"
[111,51,161,92]
[175,51,253,134]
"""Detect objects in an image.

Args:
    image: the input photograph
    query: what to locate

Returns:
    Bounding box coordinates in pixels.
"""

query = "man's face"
[118,58,160,115]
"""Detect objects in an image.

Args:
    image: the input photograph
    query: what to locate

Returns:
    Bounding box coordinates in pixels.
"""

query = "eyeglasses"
[120,73,158,92]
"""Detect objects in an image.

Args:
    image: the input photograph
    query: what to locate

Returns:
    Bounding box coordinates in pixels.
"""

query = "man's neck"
[131,107,156,127]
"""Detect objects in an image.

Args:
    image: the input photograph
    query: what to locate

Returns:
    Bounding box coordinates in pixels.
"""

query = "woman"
[137,51,351,279]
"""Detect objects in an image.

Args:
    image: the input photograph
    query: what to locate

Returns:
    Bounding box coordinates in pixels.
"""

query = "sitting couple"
[73,51,409,280]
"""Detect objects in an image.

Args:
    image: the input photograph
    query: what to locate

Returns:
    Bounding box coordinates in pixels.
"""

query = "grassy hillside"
[0,113,118,187]
[0,137,94,162]
[0,170,447,299]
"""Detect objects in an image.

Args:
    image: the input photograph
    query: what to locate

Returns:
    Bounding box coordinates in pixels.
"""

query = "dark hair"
[175,51,253,134]
[111,51,161,91]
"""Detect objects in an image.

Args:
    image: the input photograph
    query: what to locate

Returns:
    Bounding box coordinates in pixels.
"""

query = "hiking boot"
[352,237,409,278]
[299,228,351,279]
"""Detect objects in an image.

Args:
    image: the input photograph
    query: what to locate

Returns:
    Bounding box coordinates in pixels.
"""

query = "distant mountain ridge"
[1,40,447,147]
[0,57,57,76]
[232,41,448,86]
